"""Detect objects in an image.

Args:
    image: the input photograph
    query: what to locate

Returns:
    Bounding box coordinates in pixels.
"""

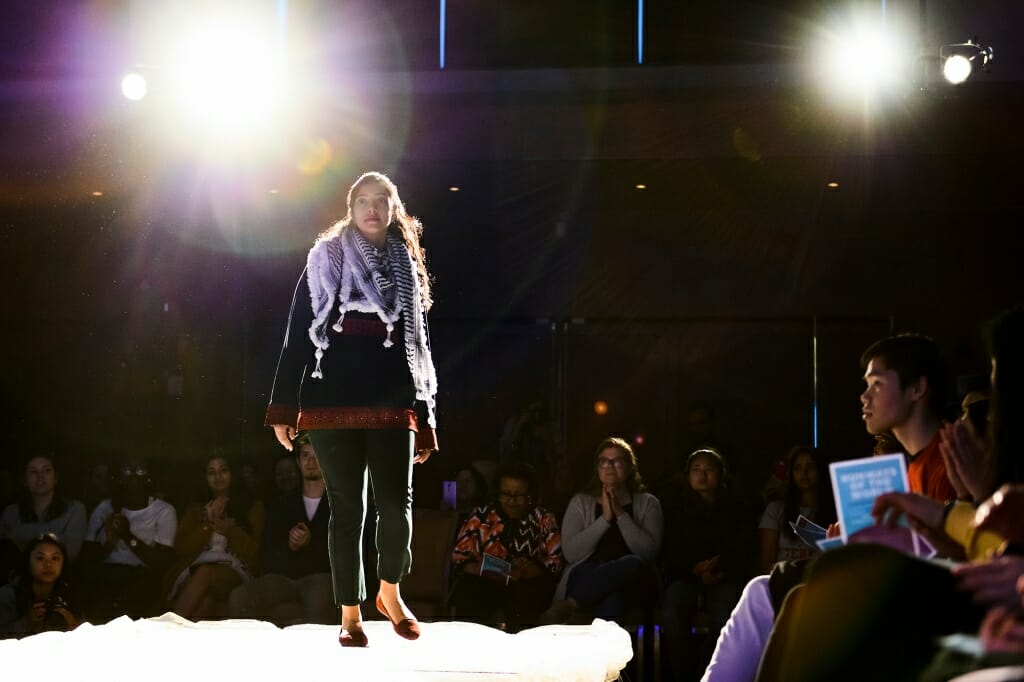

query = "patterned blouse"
[451,503,565,575]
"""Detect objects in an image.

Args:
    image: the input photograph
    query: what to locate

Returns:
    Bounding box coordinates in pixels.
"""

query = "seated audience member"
[702,331,969,681]
[758,447,835,574]
[706,307,1024,682]
[662,448,753,681]
[450,460,564,631]
[230,435,334,625]
[0,533,78,637]
[80,461,111,516]
[0,454,87,572]
[543,437,663,625]
[451,465,489,521]
[167,454,265,621]
[81,459,177,622]
[860,333,957,501]
[237,459,267,504]
[272,452,301,500]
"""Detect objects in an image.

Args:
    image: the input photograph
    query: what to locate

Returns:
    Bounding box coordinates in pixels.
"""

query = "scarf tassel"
[383,322,395,348]
[311,347,325,380]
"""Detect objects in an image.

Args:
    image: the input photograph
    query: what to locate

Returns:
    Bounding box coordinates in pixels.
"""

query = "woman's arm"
[225,500,267,567]
[537,510,565,574]
[617,494,663,561]
[173,503,210,561]
[266,268,315,429]
[561,495,610,564]
[451,510,484,573]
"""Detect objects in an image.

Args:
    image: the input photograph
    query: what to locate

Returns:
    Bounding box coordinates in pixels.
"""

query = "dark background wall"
[1,0,1021,502]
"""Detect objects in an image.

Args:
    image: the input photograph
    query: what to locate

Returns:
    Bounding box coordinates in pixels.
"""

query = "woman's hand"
[694,555,721,576]
[28,602,46,629]
[601,486,620,521]
[52,607,78,630]
[940,421,989,502]
[272,424,297,451]
[212,516,236,535]
[953,556,1024,607]
[871,492,945,532]
[825,522,842,539]
[980,606,1024,654]
[205,497,228,522]
[413,448,433,464]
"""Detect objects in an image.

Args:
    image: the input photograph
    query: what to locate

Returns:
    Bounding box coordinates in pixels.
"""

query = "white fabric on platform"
[0,614,632,682]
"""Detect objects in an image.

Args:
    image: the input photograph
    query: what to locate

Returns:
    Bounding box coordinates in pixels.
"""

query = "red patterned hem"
[265,404,299,429]
[297,407,419,432]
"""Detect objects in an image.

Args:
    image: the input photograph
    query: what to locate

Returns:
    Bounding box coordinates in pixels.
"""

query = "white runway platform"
[0,614,633,681]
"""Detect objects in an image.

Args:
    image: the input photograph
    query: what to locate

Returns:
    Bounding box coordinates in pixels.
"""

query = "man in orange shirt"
[860,334,957,502]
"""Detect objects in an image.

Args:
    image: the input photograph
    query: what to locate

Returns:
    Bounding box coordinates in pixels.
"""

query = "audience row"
[2,305,1022,682]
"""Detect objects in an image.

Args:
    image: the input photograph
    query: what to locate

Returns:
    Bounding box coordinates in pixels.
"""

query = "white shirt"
[86,497,178,567]
[302,495,321,522]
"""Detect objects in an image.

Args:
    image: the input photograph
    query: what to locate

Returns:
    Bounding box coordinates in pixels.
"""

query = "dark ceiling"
[1,0,1021,478]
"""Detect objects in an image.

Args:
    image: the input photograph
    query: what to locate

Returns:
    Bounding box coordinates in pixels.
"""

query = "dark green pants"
[308,428,415,606]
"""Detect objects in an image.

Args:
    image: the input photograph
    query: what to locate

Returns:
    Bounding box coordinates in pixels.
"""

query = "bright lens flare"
[943,55,972,85]
[166,17,285,140]
[833,29,896,89]
[121,72,147,101]
[816,21,911,100]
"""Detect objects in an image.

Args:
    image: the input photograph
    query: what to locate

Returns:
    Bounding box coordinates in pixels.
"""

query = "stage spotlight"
[815,17,913,101]
[121,72,147,101]
[164,12,287,142]
[830,27,898,91]
[940,41,993,85]
[594,400,609,416]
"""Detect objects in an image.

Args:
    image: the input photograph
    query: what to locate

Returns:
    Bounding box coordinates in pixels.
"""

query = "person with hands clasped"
[230,435,335,625]
[265,172,439,647]
[80,459,177,622]
[166,455,265,621]
[542,437,663,626]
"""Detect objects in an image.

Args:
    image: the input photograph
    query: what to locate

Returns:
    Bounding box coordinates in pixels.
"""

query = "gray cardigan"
[553,491,664,601]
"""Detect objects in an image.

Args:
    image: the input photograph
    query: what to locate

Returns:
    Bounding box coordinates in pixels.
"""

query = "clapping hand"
[694,555,723,585]
[939,421,990,503]
[602,485,622,521]
[211,516,236,535]
[104,513,129,543]
[28,602,46,631]
[288,522,311,551]
[205,497,228,522]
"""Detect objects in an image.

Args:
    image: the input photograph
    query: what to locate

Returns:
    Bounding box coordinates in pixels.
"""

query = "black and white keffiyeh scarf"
[306,226,438,427]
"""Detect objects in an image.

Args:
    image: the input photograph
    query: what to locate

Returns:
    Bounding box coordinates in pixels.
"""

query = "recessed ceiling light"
[91,191,104,197]
[826,181,839,188]
[635,184,647,190]
[448,186,460,192]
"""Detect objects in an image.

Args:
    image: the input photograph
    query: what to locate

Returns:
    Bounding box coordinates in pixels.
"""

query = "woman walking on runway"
[266,171,439,647]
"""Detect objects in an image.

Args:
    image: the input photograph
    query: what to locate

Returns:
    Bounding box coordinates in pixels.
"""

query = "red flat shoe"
[376,593,420,640]
[339,627,368,647]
